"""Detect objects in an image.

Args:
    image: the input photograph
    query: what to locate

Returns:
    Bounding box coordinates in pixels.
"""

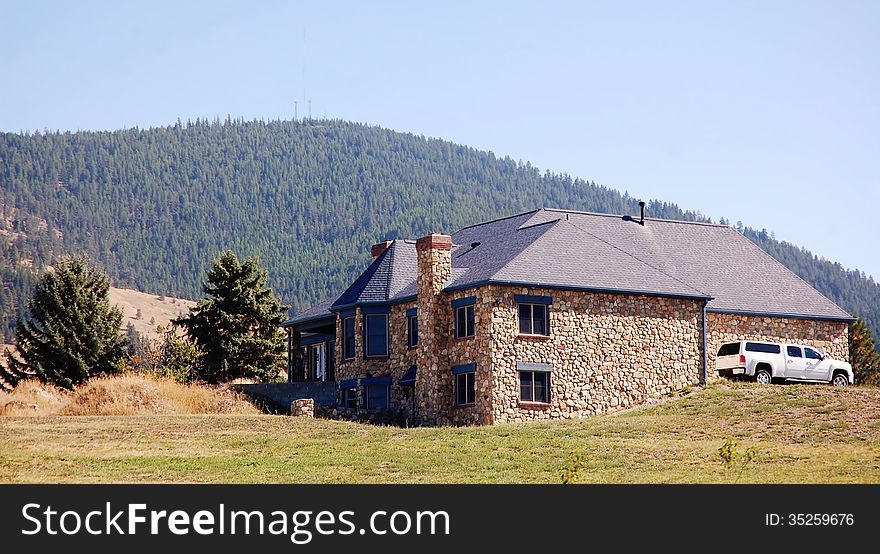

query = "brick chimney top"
[415,233,452,252]
[371,240,393,260]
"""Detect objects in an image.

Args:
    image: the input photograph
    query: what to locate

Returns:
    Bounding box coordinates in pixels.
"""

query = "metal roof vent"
[622,201,646,226]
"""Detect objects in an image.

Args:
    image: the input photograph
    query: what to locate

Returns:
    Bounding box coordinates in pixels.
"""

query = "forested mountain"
[1,118,878,347]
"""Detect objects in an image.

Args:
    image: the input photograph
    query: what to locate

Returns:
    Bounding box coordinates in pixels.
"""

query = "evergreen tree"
[0,255,125,390]
[2,119,879,344]
[175,250,288,383]
[850,318,880,385]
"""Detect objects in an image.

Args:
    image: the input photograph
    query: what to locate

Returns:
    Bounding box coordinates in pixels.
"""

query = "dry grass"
[0,375,258,416]
[0,380,69,416]
[108,287,196,340]
[1,381,878,483]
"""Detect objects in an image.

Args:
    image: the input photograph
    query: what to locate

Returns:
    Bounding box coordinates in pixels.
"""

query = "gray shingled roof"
[287,208,851,326]
[283,294,339,326]
[330,240,418,309]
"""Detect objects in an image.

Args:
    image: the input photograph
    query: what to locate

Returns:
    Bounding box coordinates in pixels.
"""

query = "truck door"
[784,345,807,379]
[803,347,829,381]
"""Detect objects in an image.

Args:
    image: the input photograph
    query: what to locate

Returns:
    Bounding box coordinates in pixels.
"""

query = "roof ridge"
[455,209,543,232]
[542,208,729,228]
[384,240,395,300]
[560,219,711,297]
[517,217,561,231]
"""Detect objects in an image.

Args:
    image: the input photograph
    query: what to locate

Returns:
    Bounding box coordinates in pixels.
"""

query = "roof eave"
[706,308,855,323]
[329,294,418,313]
[443,278,713,301]
[283,312,336,328]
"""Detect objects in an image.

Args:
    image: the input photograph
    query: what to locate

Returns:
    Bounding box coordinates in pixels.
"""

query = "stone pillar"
[415,233,453,425]
[290,398,315,417]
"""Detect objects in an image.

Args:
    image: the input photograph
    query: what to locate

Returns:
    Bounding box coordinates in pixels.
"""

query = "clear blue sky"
[2,0,878,279]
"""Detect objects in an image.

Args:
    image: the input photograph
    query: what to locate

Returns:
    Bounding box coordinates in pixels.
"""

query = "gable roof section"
[448,210,708,299]
[555,209,850,318]
[287,207,851,327]
[330,240,418,309]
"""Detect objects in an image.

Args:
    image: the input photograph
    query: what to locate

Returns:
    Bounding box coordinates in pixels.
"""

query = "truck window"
[786,346,802,358]
[804,348,823,360]
[745,342,781,354]
[717,343,740,356]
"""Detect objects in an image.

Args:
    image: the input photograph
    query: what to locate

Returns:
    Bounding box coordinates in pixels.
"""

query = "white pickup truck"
[716,340,853,386]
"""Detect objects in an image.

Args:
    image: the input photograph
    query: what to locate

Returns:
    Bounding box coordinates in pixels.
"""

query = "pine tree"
[175,250,288,383]
[850,318,880,385]
[0,255,125,390]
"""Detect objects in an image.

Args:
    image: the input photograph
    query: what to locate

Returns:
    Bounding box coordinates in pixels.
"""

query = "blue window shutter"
[399,365,417,386]
[514,294,553,306]
[362,376,393,386]
[452,363,477,375]
[405,307,418,317]
[361,305,392,314]
[451,296,477,309]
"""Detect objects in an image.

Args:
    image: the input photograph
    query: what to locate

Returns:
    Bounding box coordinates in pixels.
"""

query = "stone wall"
[333,301,418,416]
[486,285,705,423]
[443,291,493,425]
[705,312,849,378]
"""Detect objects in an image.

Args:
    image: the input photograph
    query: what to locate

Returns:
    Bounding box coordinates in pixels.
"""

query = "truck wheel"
[755,369,772,385]
[831,373,849,387]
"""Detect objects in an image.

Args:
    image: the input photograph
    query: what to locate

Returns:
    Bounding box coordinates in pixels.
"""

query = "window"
[518,303,549,335]
[342,317,356,359]
[455,372,475,405]
[407,314,418,347]
[343,387,358,410]
[452,297,476,339]
[717,343,741,357]
[453,364,476,406]
[804,347,823,360]
[307,343,326,381]
[364,314,388,357]
[365,384,390,410]
[519,370,550,403]
[455,305,475,338]
[787,346,803,358]
[745,342,781,354]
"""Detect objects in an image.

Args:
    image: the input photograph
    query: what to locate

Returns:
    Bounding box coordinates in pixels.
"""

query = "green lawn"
[1,382,879,483]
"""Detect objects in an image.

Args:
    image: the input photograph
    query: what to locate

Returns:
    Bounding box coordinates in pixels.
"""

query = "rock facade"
[333,301,418,419]
[290,398,314,417]
[486,286,704,423]
[316,232,851,426]
[705,312,849,378]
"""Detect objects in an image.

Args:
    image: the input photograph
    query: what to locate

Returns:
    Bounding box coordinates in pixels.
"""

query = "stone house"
[283,208,852,425]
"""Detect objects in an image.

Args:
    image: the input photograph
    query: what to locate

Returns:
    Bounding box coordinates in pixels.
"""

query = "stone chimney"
[415,233,453,424]
[371,240,393,261]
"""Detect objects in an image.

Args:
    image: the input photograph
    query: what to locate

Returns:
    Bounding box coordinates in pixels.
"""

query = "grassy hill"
[2,118,878,344]
[1,381,877,483]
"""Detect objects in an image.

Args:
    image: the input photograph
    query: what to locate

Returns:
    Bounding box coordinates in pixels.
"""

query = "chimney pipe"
[638,201,646,226]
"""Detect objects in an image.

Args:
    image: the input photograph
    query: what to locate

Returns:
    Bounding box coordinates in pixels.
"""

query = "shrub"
[0,375,258,416]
